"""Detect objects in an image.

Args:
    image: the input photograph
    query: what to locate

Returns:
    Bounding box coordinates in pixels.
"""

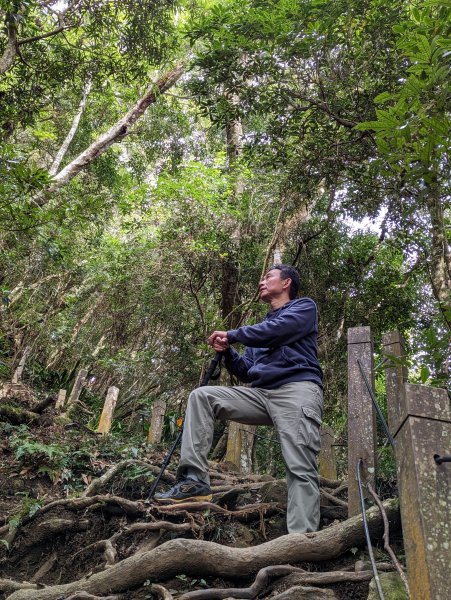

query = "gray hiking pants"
[177,381,323,533]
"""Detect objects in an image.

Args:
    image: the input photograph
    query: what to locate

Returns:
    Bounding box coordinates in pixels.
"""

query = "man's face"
[258,269,291,303]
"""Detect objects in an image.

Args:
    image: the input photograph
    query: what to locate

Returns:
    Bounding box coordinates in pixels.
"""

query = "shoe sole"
[155,494,213,503]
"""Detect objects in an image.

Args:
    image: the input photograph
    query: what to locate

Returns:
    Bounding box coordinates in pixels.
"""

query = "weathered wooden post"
[319,424,338,480]
[12,346,31,384]
[97,386,120,434]
[147,399,166,445]
[66,368,88,408]
[225,422,256,473]
[347,327,376,516]
[55,389,67,410]
[382,331,408,432]
[391,383,451,600]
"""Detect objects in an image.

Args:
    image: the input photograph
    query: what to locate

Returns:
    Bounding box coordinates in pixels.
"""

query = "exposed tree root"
[30,552,58,583]
[368,482,410,596]
[155,500,284,524]
[19,517,90,552]
[178,566,380,599]
[83,460,175,497]
[124,521,201,534]
[6,498,400,600]
[179,565,300,599]
[150,584,174,600]
[0,581,38,593]
[0,495,147,544]
[320,489,348,507]
[63,594,120,600]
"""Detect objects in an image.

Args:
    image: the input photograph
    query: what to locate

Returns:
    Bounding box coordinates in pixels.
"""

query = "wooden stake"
[55,389,67,410]
[225,422,256,473]
[382,331,408,434]
[97,386,119,435]
[147,399,166,445]
[66,368,88,408]
[12,346,31,383]
[347,327,376,517]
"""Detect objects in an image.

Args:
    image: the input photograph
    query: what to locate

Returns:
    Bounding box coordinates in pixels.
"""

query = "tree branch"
[285,89,357,128]
[17,25,72,46]
[48,62,185,190]
[49,79,92,175]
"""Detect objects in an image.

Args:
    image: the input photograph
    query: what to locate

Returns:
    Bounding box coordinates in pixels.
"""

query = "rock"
[272,585,337,599]
[260,480,288,503]
[367,572,408,600]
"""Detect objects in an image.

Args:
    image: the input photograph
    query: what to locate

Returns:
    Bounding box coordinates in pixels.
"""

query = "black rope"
[434,454,451,465]
[357,458,385,600]
[357,359,395,449]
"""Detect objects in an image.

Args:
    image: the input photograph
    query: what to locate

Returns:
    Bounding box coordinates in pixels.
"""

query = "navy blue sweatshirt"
[224,298,323,389]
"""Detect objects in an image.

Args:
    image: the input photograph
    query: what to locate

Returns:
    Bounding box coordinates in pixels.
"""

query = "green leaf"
[420,365,430,383]
[374,92,392,105]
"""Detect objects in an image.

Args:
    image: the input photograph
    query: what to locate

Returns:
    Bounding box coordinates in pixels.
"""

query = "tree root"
[179,565,301,599]
[125,521,201,534]
[82,460,175,497]
[31,552,58,583]
[0,495,147,548]
[155,501,284,524]
[178,566,381,599]
[150,584,174,599]
[6,497,400,600]
[367,482,410,596]
[63,594,120,600]
[0,581,38,593]
[320,489,347,507]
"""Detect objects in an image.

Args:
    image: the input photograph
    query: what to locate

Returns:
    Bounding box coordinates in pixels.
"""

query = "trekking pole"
[147,351,223,500]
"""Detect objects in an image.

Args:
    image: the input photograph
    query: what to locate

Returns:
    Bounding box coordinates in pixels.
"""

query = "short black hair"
[271,264,300,299]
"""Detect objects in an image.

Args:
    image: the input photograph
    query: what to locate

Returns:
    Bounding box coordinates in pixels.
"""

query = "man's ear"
[283,277,292,291]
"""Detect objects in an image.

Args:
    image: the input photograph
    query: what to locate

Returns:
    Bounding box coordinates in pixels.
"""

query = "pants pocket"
[298,406,322,454]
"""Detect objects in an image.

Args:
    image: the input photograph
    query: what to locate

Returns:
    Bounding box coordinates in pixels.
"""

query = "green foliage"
[9,425,67,470]
[356,2,450,183]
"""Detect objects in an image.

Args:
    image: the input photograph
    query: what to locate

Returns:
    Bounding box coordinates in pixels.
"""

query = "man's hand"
[208,330,229,351]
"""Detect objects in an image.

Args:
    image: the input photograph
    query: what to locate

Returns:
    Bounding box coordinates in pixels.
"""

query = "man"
[155,264,323,533]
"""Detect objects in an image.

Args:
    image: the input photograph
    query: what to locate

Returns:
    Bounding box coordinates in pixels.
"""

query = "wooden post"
[347,327,376,517]
[319,424,337,480]
[66,368,88,408]
[12,346,31,383]
[225,422,256,474]
[382,331,408,433]
[55,389,67,410]
[147,399,166,445]
[393,383,451,600]
[97,386,119,434]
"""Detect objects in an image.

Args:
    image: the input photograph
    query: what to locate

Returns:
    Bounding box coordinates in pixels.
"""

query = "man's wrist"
[227,329,238,344]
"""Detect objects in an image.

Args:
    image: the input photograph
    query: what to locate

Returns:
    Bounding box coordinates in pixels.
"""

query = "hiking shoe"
[154,478,212,503]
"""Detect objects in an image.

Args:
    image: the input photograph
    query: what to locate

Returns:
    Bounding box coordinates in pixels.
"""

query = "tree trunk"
[0,19,17,76]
